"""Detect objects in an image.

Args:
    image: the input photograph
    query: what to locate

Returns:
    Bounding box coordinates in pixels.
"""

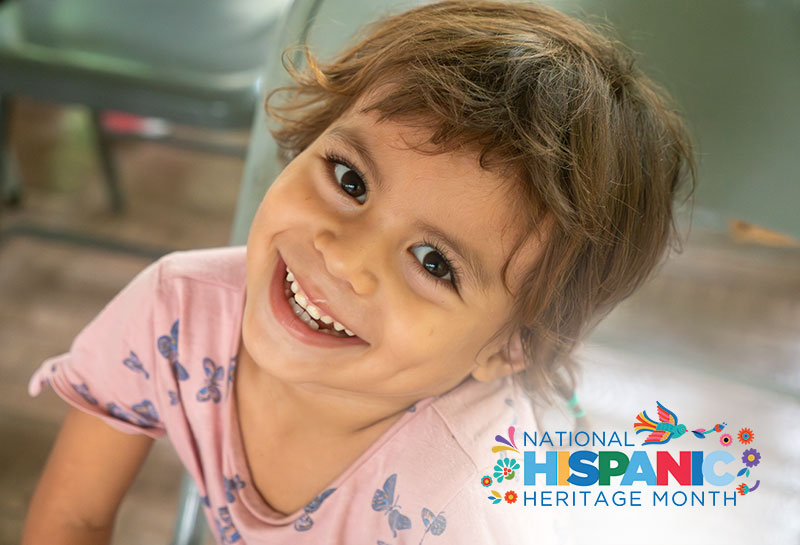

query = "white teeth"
[290,300,303,316]
[306,304,321,320]
[285,266,356,338]
[302,313,320,330]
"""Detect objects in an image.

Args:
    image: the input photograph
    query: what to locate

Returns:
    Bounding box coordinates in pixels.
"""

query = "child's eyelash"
[323,151,369,198]
[323,149,462,293]
[417,238,462,293]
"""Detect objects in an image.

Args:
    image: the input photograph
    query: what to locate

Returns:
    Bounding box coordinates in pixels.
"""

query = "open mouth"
[270,255,366,347]
[283,267,354,338]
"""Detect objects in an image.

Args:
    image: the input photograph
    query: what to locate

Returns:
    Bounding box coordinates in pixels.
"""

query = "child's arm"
[22,408,155,545]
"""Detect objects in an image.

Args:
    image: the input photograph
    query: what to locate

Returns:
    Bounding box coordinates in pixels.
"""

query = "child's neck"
[235,346,410,442]
[234,348,412,515]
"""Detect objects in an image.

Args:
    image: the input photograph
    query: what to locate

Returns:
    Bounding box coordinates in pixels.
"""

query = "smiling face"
[241,101,544,409]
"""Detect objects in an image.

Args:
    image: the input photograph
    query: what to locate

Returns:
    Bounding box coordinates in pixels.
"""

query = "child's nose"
[313,229,379,296]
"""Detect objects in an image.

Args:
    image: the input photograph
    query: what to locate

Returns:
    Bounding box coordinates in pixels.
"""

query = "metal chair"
[0,0,289,211]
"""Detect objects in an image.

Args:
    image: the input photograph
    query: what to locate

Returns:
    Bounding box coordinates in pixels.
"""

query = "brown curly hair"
[265,0,697,405]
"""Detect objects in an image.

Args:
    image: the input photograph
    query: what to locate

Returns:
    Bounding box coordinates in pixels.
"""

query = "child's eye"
[411,244,459,290]
[333,162,367,204]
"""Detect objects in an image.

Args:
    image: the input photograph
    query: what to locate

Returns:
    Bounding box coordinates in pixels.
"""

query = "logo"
[481,401,761,508]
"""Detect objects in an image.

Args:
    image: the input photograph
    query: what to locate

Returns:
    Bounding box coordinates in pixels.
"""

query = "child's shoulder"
[154,246,247,291]
[430,376,538,467]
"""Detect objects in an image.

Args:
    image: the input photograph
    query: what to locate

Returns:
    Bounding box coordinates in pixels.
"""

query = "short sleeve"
[434,465,570,545]
[28,258,172,439]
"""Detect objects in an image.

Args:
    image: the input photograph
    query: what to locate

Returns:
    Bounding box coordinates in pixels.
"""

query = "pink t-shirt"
[29,247,556,544]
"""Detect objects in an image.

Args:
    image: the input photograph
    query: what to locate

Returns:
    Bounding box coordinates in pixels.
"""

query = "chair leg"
[0,94,22,207]
[170,472,208,545]
[89,110,124,212]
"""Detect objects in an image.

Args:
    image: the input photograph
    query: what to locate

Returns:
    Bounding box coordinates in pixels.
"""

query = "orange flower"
[738,427,754,444]
[736,483,749,495]
[504,490,518,504]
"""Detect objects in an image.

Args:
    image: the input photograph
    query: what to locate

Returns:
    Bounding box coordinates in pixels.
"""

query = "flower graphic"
[481,476,492,487]
[492,426,520,454]
[738,427,754,444]
[742,448,761,468]
[493,458,520,482]
[504,490,518,504]
[720,433,733,446]
[736,480,760,496]
[487,490,502,505]
[736,483,748,495]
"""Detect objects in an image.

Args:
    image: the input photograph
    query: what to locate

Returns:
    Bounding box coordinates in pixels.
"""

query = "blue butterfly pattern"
[294,488,337,531]
[224,474,246,503]
[372,474,412,538]
[107,402,140,426]
[420,508,447,543]
[132,400,159,426]
[168,390,180,406]
[158,320,188,381]
[72,383,98,406]
[122,350,149,380]
[196,358,224,403]
[106,400,159,428]
[226,357,236,399]
[214,507,240,544]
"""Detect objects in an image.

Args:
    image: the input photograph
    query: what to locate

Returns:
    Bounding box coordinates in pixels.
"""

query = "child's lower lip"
[269,254,367,348]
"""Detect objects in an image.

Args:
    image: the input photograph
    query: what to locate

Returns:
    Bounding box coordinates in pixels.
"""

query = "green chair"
[0,0,289,211]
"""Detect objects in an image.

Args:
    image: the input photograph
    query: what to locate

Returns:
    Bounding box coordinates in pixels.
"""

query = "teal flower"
[493,457,520,482]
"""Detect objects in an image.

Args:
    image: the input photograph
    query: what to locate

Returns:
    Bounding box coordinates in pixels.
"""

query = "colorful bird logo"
[634,401,688,445]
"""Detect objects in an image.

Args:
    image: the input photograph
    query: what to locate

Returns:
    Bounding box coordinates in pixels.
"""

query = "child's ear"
[471,333,525,383]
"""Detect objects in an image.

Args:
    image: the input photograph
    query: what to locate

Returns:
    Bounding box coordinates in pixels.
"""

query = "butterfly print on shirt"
[196,358,224,403]
[122,350,150,379]
[71,383,98,406]
[106,400,159,428]
[224,474,246,503]
[372,474,412,538]
[420,507,447,543]
[158,320,188,381]
[294,488,337,531]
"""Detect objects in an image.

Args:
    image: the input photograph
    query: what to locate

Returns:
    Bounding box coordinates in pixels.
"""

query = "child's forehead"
[324,90,518,184]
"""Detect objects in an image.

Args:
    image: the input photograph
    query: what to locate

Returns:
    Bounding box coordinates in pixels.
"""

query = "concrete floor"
[1,98,798,545]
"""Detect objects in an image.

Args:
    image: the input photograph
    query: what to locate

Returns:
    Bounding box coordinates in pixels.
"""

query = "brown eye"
[334,163,367,204]
[411,245,453,282]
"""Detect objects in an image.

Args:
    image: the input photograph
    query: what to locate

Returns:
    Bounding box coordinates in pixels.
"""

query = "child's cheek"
[258,170,318,230]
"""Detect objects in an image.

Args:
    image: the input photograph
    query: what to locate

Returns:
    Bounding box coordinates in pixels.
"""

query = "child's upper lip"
[288,263,366,341]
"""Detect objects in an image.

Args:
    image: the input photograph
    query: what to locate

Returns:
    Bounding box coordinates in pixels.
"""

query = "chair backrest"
[18,0,289,73]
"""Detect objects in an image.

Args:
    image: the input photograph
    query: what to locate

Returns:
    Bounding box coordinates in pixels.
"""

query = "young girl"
[22,1,695,543]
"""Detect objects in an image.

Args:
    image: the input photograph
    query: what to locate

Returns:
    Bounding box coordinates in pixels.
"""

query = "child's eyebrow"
[324,124,492,293]
[325,125,386,192]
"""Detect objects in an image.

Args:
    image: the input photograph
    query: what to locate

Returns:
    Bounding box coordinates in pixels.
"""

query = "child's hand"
[22,408,154,545]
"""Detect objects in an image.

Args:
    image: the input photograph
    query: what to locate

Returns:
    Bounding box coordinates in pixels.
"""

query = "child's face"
[242,98,543,406]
